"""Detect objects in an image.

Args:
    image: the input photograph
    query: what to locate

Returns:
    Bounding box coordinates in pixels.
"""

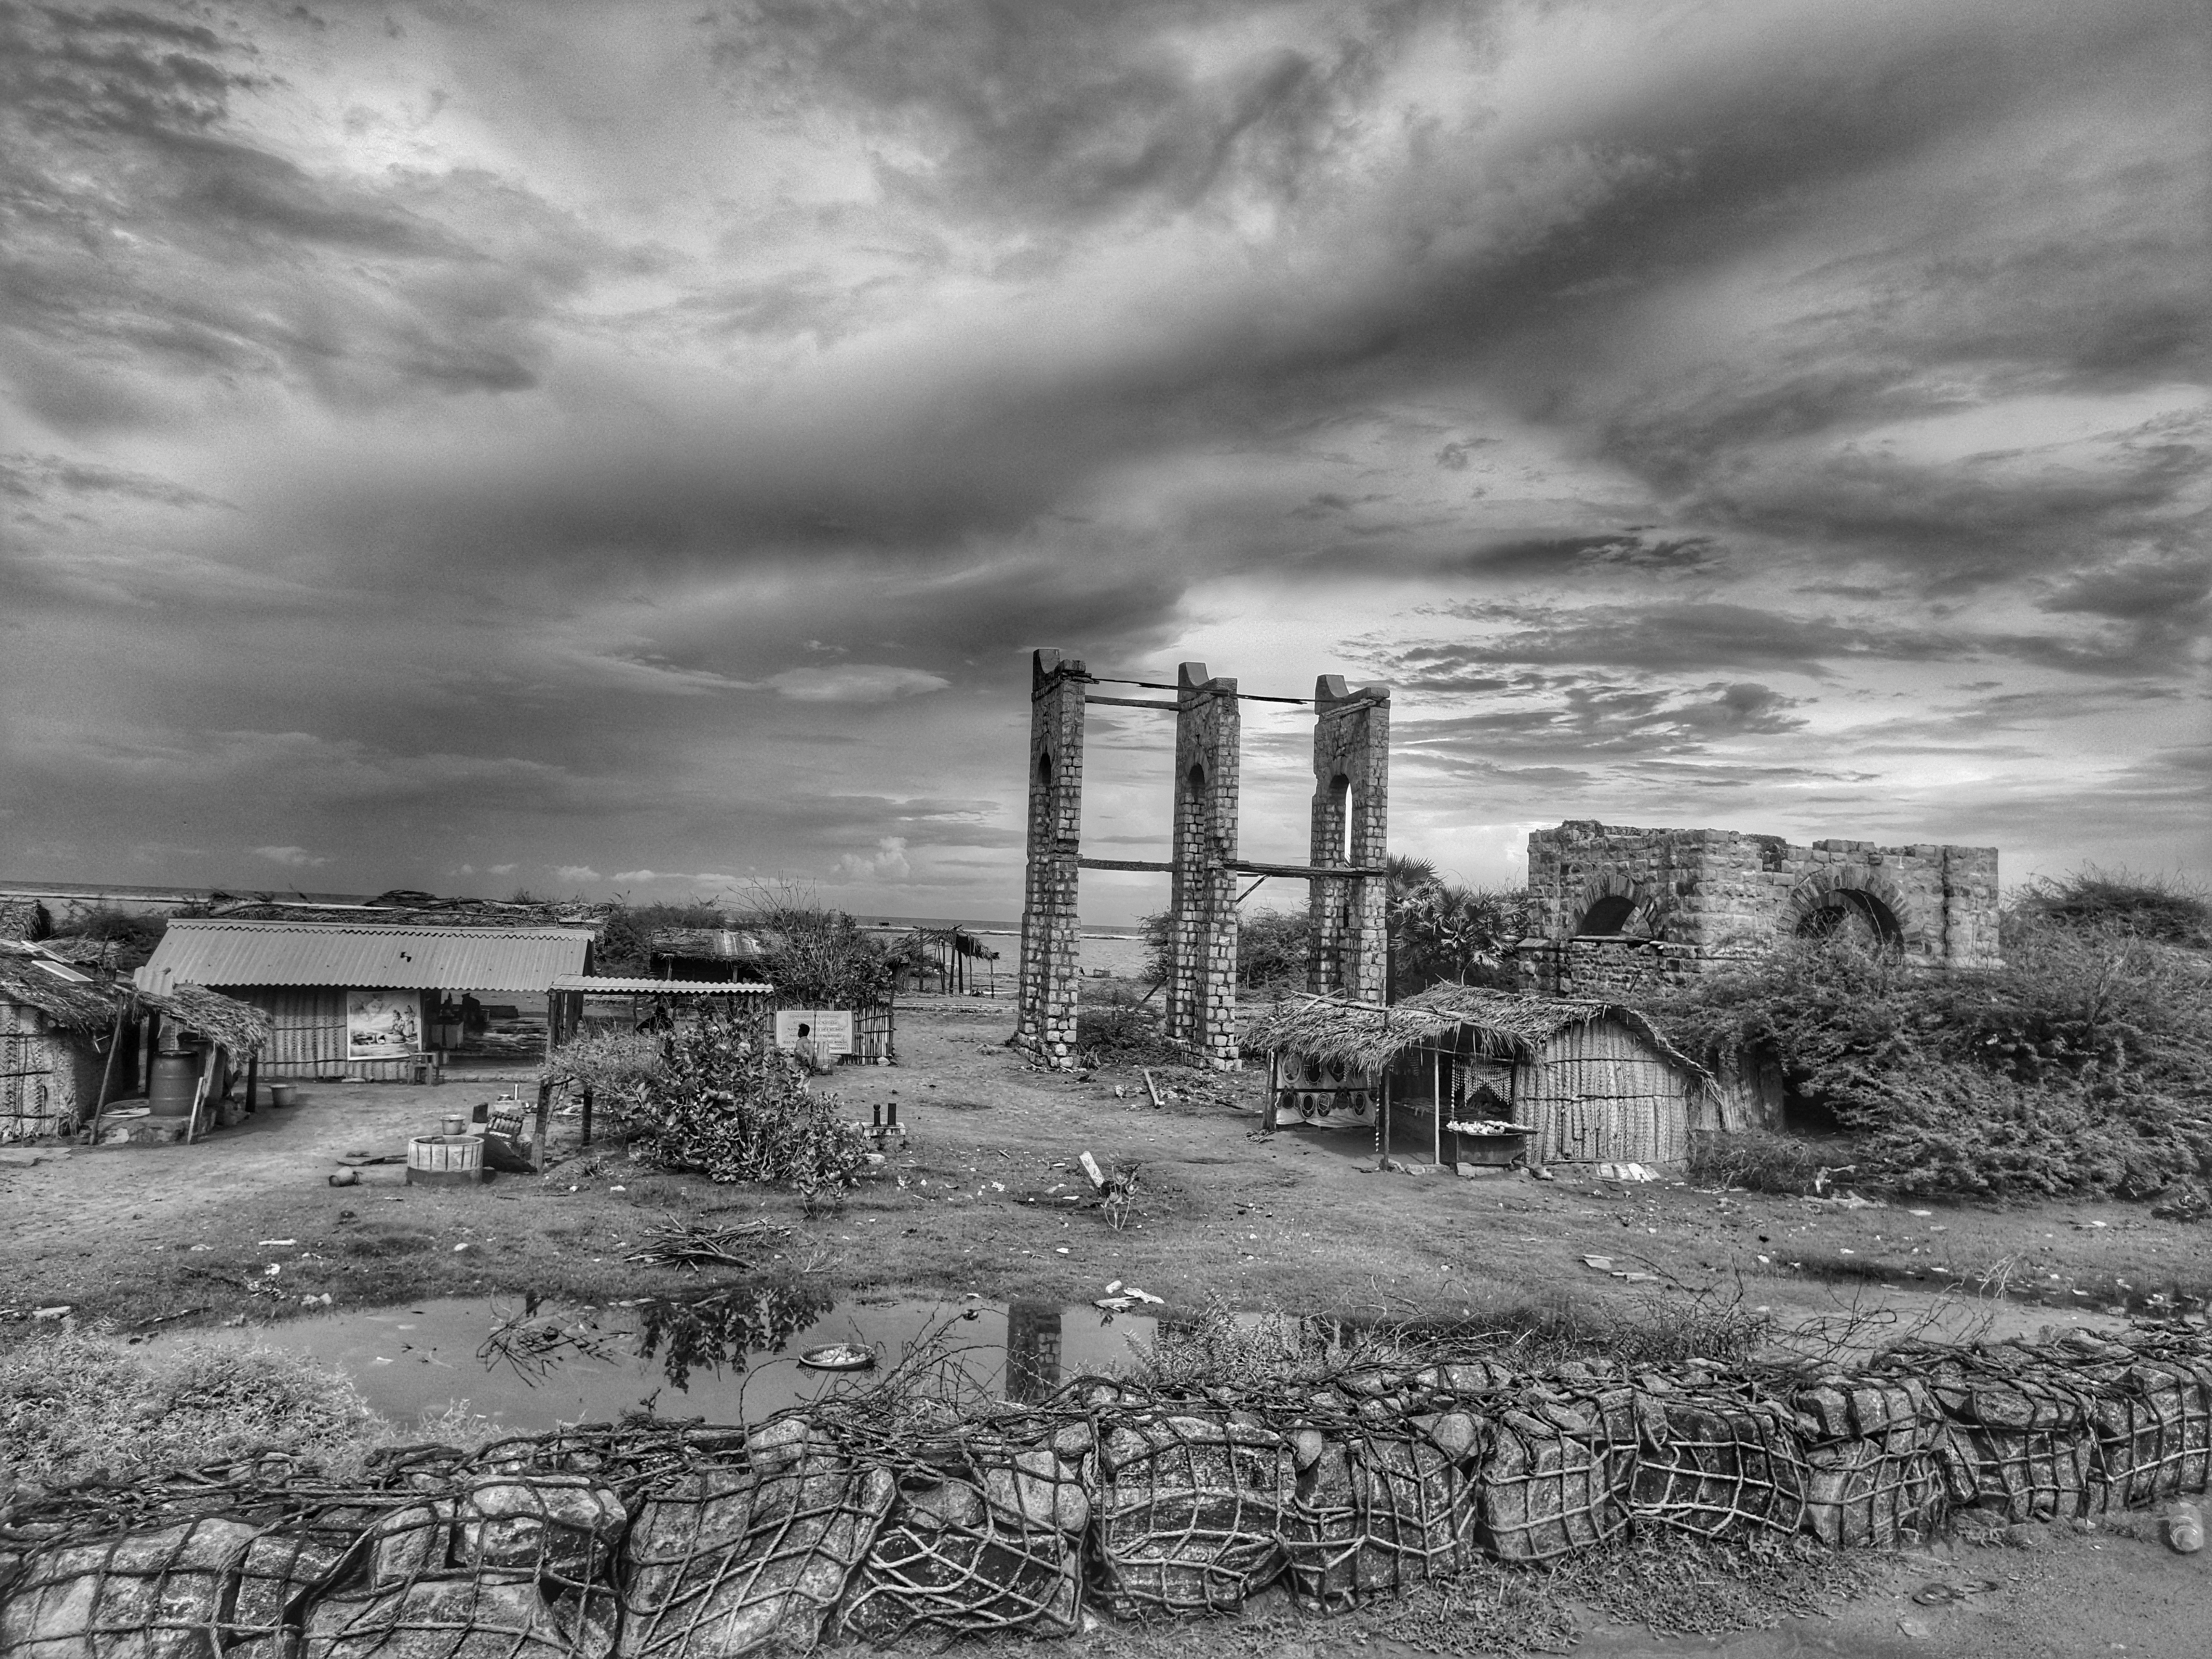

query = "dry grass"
[0,1325,384,1488]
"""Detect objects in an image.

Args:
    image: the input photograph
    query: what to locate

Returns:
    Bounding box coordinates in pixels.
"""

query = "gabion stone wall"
[6,1323,2206,1656]
[1519,821,2002,997]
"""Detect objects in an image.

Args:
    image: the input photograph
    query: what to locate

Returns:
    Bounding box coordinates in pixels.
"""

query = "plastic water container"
[2169,1500,2204,1553]
[148,1049,200,1117]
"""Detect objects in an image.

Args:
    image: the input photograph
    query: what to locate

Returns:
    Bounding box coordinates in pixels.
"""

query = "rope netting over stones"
[3,1326,2212,1655]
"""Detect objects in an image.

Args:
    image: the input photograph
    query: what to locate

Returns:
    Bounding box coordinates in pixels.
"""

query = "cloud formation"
[1,0,2203,912]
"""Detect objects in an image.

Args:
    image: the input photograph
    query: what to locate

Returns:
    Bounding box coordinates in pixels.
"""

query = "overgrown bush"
[46,907,167,969]
[539,1029,667,1116]
[1074,986,1175,1064]
[624,1011,872,1208]
[746,888,894,1007]
[1649,904,2212,1202]
[1687,1128,1840,1195]
[1391,880,1532,997]
[2015,866,2211,947]
[0,1331,382,1486]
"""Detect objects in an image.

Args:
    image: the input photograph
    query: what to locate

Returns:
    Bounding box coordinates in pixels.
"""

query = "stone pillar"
[1167,662,1242,1069]
[1014,649,1087,1067]
[1308,675,1390,1002]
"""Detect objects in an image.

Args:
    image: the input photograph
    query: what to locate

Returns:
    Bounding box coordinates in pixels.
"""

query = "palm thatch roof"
[0,948,115,1032]
[1241,984,1710,1082]
[0,943,269,1053]
[139,984,271,1056]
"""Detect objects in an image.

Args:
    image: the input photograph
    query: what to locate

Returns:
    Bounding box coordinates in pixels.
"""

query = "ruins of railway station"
[1012,648,2003,1074]
[1516,821,2002,998]
[1013,651,1390,1070]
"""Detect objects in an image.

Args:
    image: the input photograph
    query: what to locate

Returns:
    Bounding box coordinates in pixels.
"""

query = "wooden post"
[89,1007,126,1140]
[533,1080,553,1172]
[581,1086,594,1148]
[1377,1068,1391,1171]
[1432,1046,1443,1169]
[245,1052,259,1115]
[1263,1050,1279,1132]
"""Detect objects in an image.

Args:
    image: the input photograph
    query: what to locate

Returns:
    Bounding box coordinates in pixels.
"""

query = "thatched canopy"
[0,944,269,1054]
[141,984,272,1056]
[1242,984,1710,1082]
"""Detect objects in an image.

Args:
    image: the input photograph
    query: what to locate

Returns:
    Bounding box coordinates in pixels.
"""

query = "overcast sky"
[3,0,2205,923]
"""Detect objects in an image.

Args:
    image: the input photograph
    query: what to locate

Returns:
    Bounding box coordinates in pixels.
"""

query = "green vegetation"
[1651,882,2212,1203]
[2014,865,2211,947]
[0,1329,382,1489]
[44,906,167,969]
[622,1011,874,1210]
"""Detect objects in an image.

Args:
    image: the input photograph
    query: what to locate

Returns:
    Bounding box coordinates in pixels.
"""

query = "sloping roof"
[551,976,774,995]
[648,927,767,961]
[139,984,272,1055]
[1242,984,1710,1082]
[148,920,594,991]
[0,897,48,941]
[0,946,113,1032]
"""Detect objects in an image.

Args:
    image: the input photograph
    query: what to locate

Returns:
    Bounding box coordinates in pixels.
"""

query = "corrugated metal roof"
[549,976,774,995]
[148,920,593,991]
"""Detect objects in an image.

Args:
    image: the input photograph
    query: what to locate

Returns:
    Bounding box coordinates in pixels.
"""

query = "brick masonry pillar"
[1307,675,1390,1002]
[1168,662,1242,1069]
[1014,649,1087,1067]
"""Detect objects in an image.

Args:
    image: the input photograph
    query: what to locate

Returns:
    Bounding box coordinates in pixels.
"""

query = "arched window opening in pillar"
[1575,894,1636,936]
[1796,889,1905,950]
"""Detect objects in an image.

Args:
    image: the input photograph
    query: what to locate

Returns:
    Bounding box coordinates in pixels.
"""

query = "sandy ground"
[3,992,2208,1655]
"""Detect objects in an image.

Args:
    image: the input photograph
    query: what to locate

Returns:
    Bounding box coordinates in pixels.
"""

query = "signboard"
[347,989,421,1060]
[774,1008,853,1059]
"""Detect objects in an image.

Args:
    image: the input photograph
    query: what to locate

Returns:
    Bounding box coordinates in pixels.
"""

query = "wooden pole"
[1433,1046,1443,1169]
[89,1007,126,1141]
[244,1052,258,1115]
[533,1080,553,1172]
[1263,1050,1279,1133]
[1377,1068,1391,1171]
[581,1086,594,1148]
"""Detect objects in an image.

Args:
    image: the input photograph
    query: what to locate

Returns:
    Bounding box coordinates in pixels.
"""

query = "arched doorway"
[1574,893,1637,936]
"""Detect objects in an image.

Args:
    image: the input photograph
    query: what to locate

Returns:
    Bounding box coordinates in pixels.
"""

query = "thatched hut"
[0,947,269,1141]
[1242,985,1717,1172]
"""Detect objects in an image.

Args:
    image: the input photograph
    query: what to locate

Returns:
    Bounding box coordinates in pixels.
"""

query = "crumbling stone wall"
[1013,651,1087,1067]
[5,1324,2205,1652]
[1519,821,2000,997]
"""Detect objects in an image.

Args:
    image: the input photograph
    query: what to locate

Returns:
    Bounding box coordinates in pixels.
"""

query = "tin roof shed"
[147,920,594,992]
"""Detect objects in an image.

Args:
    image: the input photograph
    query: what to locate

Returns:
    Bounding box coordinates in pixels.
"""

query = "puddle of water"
[164,1293,1156,1435]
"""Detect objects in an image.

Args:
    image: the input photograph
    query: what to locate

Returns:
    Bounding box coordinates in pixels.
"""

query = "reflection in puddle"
[174,1290,1151,1434]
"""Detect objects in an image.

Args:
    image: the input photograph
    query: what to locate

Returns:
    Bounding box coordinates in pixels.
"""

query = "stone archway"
[1570,871,1665,939]
[1786,867,1921,954]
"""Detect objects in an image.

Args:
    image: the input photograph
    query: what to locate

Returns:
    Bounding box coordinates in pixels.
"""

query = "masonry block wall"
[1307,675,1390,1002]
[1167,662,1242,1069]
[1517,821,2001,997]
[1013,650,1088,1066]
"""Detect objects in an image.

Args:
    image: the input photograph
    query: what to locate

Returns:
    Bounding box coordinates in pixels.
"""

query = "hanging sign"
[774,1008,853,1057]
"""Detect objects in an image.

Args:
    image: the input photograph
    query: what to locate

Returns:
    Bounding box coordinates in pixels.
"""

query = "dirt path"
[2,998,2202,1343]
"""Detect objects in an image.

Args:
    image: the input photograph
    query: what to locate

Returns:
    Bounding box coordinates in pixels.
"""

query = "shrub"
[539,1029,667,1116]
[1647,904,2212,1202]
[1074,987,1174,1064]
[0,1331,382,1486]
[46,907,167,970]
[1391,881,1533,997]
[625,1010,872,1208]
[2015,866,2211,947]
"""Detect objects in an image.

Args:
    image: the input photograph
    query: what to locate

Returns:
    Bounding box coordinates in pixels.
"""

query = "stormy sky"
[3,0,2205,923]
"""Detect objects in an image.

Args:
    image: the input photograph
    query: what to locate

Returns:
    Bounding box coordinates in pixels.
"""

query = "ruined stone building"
[1517,821,2001,998]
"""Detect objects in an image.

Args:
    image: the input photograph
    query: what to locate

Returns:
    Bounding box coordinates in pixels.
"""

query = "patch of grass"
[0,1327,384,1488]
[1076,989,1177,1066]
[338,1228,440,1258]
[1689,1128,1848,1196]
